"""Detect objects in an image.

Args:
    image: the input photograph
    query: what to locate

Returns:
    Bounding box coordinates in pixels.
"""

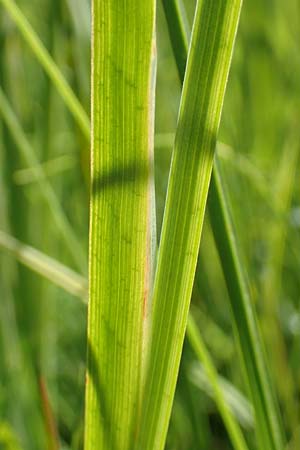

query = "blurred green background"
[0,0,300,449]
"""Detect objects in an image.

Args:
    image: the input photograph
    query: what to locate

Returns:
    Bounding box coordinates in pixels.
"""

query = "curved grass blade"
[136,2,242,448]
[85,1,156,449]
[0,88,86,272]
[13,154,77,185]
[162,2,285,449]
[0,0,90,138]
[0,230,87,300]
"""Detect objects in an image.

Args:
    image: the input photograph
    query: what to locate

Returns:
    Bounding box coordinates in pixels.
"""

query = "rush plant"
[1,0,296,449]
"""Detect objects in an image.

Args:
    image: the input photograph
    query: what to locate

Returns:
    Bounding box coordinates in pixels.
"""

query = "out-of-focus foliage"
[0,0,299,449]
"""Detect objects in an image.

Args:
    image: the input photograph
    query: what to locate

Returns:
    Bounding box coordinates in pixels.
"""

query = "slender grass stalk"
[13,155,77,185]
[0,230,87,299]
[137,2,242,448]
[0,88,86,272]
[187,315,249,450]
[85,1,156,449]
[0,0,90,138]
[209,160,285,450]
[162,2,285,449]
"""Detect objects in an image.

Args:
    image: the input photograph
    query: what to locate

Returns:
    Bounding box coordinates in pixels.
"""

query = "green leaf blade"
[137,1,242,449]
[209,161,285,450]
[85,1,156,449]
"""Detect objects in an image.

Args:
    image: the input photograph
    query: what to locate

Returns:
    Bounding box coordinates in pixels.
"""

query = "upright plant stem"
[137,1,242,448]
[85,1,156,449]
[210,160,284,450]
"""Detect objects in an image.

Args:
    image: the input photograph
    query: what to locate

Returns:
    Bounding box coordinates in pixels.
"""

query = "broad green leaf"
[0,88,86,273]
[163,2,285,450]
[136,1,242,449]
[0,0,90,138]
[85,1,156,449]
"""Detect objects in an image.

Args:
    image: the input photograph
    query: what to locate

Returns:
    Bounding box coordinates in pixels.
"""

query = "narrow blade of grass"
[13,154,77,186]
[136,1,242,448]
[162,2,285,449]
[0,0,90,138]
[209,159,285,450]
[0,230,87,300]
[85,1,156,449]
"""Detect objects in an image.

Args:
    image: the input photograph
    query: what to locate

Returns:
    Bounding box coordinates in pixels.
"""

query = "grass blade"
[85,1,156,449]
[209,159,285,450]
[0,0,90,138]
[137,1,242,448]
[162,2,285,449]
[0,230,87,300]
